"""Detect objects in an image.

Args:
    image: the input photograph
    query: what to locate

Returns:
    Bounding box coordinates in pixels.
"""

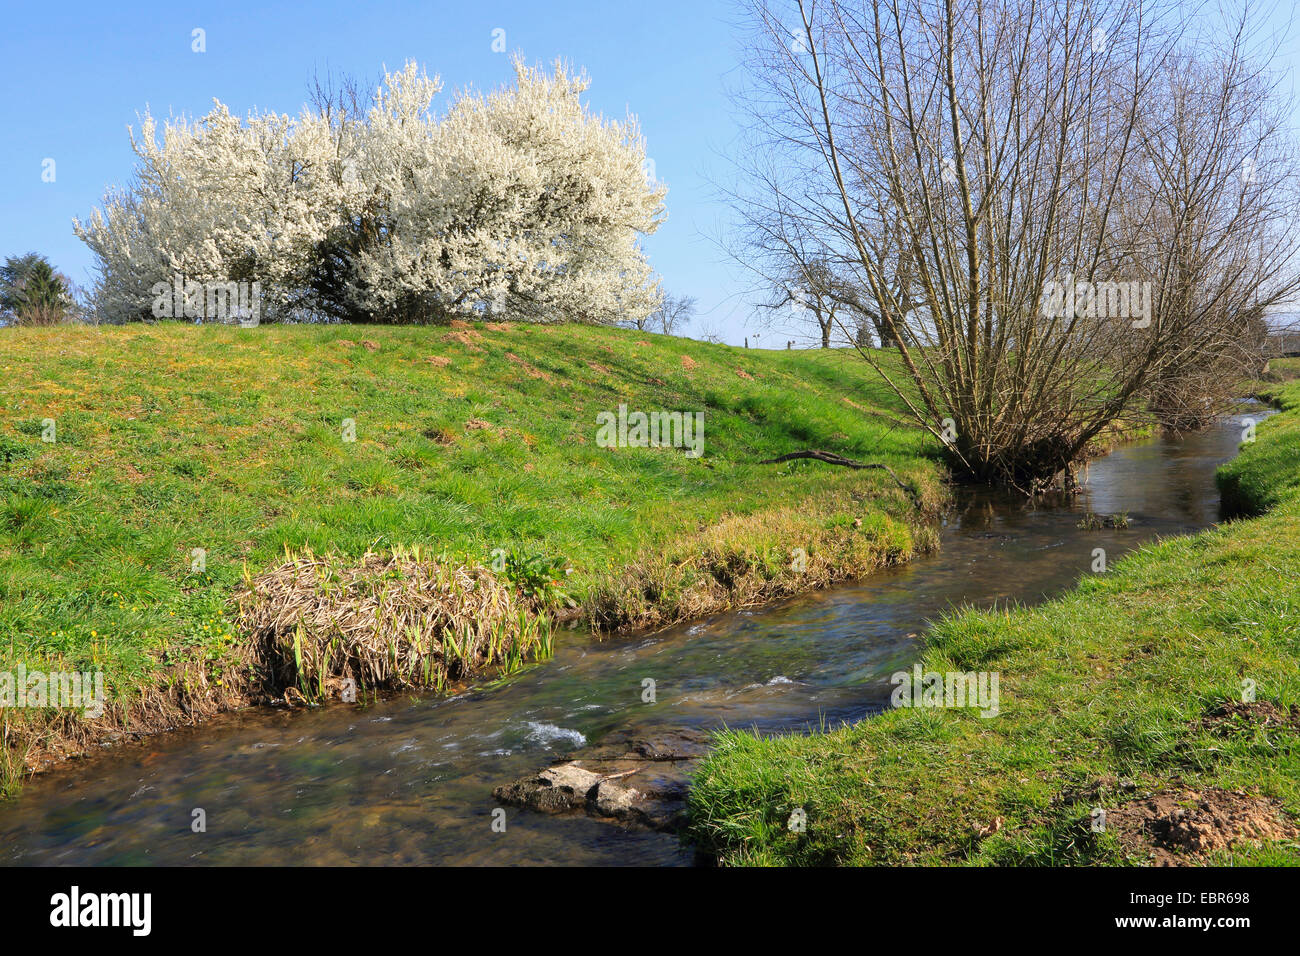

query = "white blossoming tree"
[75,57,667,325]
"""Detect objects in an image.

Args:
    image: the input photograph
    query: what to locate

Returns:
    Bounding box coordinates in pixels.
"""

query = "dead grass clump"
[9,305,69,327]
[236,546,553,700]
[582,493,938,632]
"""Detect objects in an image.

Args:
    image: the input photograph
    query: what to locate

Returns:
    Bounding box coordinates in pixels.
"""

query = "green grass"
[0,322,942,792]
[688,380,1300,866]
[1218,379,1300,514]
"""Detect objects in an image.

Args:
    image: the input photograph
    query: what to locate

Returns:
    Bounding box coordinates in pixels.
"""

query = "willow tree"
[734,0,1300,489]
[1128,47,1294,431]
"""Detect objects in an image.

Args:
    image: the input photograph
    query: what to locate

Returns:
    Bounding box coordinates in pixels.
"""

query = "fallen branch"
[600,768,642,780]
[758,449,921,503]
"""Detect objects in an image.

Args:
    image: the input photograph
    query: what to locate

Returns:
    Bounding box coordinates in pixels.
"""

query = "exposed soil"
[505,351,553,382]
[1106,787,1300,865]
[1196,700,1300,735]
[443,329,483,348]
[15,661,259,781]
[422,426,456,444]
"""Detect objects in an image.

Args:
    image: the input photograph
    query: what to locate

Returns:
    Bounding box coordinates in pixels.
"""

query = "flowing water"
[0,409,1266,866]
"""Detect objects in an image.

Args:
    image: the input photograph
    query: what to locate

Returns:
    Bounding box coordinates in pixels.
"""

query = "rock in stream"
[492,729,710,831]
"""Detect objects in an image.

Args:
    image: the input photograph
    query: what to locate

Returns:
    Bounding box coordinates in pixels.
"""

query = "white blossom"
[75,57,666,325]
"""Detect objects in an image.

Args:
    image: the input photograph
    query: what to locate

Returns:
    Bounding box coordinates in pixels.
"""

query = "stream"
[0,408,1266,866]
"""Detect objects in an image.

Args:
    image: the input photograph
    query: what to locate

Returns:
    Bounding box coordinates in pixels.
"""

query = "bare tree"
[628,290,697,334]
[694,319,727,344]
[1126,45,1296,429]
[307,65,378,132]
[762,259,846,347]
[652,292,698,334]
[732,0,1300,490]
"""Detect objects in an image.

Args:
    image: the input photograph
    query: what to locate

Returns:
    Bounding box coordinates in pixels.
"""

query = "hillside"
[0,321,944,791]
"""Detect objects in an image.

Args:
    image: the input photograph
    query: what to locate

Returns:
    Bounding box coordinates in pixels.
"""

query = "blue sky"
[0,0,767,342]
[2,2,1299,343]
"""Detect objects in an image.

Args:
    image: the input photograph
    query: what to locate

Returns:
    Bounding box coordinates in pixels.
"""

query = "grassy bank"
[688,382,1300,866]
[0,323,943,793]
[1240,356,1300,407]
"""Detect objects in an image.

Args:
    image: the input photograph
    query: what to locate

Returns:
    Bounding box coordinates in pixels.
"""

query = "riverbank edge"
[687,388,1300,866]
[2,467,947,796]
